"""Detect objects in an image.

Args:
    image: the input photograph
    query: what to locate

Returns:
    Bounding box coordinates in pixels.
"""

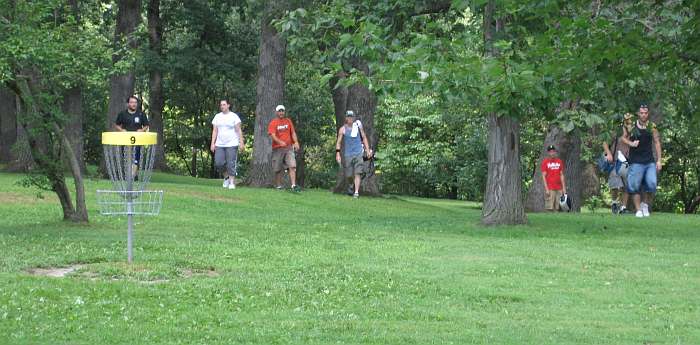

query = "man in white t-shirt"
[210,99,245,189]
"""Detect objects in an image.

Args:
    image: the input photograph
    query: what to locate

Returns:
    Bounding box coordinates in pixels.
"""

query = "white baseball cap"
[275,105,285,112]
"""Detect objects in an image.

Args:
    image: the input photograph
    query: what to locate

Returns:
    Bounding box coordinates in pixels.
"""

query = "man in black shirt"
[115,96,150,176]
[115,96,149,132]
[621,103,662,218]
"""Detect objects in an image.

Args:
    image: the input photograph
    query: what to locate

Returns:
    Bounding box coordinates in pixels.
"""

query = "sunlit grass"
[0,171,698,344]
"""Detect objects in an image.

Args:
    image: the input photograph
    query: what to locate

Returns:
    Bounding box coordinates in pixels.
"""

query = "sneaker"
[275,185,283,190]
[635,210,644,218]
[618,206,628,214]
[291,185,301,193]
[347,185,354,196]
[641,202,650,217]
[228,181,236,190]
[611,202,619,215]
[353,192,359,199]
[223,177,230,188]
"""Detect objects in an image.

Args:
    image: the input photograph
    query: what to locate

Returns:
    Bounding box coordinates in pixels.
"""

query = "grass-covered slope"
[0,172,698,344]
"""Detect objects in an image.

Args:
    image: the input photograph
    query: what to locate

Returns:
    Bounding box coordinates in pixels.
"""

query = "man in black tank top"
[621,104,662,217]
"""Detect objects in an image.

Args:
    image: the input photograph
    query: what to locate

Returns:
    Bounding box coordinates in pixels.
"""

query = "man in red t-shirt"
[540,145,567,211]
[267,105,301,191]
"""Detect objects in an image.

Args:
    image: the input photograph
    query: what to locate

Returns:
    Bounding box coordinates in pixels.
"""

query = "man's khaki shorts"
[343,154,365,178]
[545,189,563,211]
[272,147,296,172]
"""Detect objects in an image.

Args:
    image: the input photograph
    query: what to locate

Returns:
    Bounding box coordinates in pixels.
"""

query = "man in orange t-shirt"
[268,105,301,191]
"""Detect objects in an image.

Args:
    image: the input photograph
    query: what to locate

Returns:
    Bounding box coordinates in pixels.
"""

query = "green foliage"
[377,96,487,200]
[0,0,111,212]
[158,1,258,177]
[654,106,700,213]
[583,195,605,214]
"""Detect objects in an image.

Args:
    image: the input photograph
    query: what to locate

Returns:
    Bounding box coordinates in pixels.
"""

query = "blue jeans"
[627,162,657,194]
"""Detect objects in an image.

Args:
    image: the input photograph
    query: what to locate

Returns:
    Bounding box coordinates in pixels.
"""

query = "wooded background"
[1,0,698,224]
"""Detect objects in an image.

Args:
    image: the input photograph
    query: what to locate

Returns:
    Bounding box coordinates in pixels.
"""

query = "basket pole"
[127,213,134,263]
[127,148,134,263]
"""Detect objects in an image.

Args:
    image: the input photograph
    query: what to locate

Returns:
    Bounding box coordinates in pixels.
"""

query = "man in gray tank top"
[335,110,372,198]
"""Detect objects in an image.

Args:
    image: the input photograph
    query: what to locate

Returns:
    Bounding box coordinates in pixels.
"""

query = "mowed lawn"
[0,171,698,345]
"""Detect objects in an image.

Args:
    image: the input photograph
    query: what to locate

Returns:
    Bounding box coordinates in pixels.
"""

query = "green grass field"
[0,171,698,344]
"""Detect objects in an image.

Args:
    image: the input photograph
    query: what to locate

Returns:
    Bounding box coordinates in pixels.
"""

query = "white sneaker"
[635,210,644,218]
[223,178,230,188]
[228,181,236,189]
[641,202,650,217]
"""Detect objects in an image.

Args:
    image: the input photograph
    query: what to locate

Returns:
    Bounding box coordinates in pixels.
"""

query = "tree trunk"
[0,87,18,163]
[5,94,33,172]
[330,73,349,192]
[580,163,600,200]
[57,124,88,222]
[102,0,142,173]
[62,86,86,173]
[13,77,87,222]
[482,113,527,225]
[191,147,198,177]
[248,4,287,187]
[525,125,584,212]
[147,0,168,171]
[481,0,526,225]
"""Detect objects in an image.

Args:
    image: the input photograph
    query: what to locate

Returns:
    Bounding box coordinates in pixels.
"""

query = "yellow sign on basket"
[102,132,158,146]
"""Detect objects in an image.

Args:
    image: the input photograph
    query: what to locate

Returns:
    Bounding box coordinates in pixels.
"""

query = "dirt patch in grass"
[0,192,55,205]
[26,265,84,277]
[25,264,220,283]
[180,268,220,278]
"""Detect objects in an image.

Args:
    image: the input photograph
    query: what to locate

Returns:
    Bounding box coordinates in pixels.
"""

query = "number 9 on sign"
[130,136,136,144]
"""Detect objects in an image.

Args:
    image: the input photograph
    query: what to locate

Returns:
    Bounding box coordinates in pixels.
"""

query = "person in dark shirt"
[621,103,662,218]
[115,96,150,177]
[115,96,149,132]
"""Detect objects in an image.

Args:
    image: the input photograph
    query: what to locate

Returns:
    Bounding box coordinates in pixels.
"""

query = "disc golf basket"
[97,132,163,263]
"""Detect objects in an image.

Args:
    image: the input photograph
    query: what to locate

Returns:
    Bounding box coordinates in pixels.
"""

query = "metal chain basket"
[97,132,163,263]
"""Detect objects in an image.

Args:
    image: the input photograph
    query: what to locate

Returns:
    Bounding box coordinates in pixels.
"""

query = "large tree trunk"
[330,74,349,193]
[147,0,168,171]
[481,0,526,225]
[62,87,86,173]
[248,4,287,187]
[525,125,584,212]
[482,114,527,225]
[102,0,142,173]
[0,87,18,163]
